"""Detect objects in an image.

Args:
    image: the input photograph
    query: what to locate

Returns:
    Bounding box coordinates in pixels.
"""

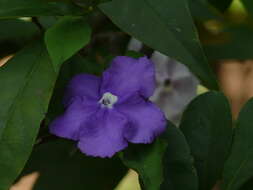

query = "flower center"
[99,92,118,109]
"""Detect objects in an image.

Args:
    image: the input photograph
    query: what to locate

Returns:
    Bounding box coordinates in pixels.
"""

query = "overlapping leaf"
[222,98,253,190]
[0,41,57,189]
[161,123,198,190]
[120,135,167,190]
[99,0,219,89]
[180,92,233,190]
[45,16,91,70]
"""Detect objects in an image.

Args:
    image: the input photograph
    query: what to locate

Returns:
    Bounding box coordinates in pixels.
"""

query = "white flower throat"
[99,92,118,109]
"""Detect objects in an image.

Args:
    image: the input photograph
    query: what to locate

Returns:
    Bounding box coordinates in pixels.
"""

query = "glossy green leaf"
[21,139,127,189]
[161,122,198,190]
[99,0,219,90]
[222,98,253,190]
[0,0,84,18]
[120,127,168,190]
[45,16,91,71]
[180,91,233,190]
[0,41,58,189]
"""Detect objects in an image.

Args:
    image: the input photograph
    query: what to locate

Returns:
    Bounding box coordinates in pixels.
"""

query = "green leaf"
[221,98,253,190]
[21,139,127,189]
[0,41,58,189]
[125,50,144,58]
[45,16,91,71]
[161,122,198,190]
[0,0,84,18]
[121,122,198,190]
[99,0,219,90]
[120,127,168,190]
[180,91,233,190]
[0,19,40,57]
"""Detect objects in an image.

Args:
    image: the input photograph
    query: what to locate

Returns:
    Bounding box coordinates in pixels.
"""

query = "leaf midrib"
[0,47,44,142]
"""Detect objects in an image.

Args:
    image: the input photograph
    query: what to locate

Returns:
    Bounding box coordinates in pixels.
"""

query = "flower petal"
[101,56,155,100]
[78,109,128,158]
[49,97,98,140]
[171,60,196,80]
[116,95,166,143]
[63,74,101,106]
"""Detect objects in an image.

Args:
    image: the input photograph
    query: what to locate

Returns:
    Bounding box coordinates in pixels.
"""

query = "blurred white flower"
[150,51,198,125]
[128,38,199,125]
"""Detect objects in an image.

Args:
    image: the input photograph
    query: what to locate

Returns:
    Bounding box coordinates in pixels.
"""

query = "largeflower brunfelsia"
[49,56,166,157]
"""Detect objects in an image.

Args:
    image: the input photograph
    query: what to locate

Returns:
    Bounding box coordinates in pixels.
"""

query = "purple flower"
[49,56,166,158]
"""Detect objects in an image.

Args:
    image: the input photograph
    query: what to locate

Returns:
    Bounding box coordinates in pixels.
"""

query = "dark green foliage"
[161,123,198,190]
[180,92,233,190]
[121,122,198,190]
[0,0,84,18]
[222,98,253,190]
[21,139,127,189]
[0,19,40,57]
[0,41,57,189]
[99,0,219,90]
